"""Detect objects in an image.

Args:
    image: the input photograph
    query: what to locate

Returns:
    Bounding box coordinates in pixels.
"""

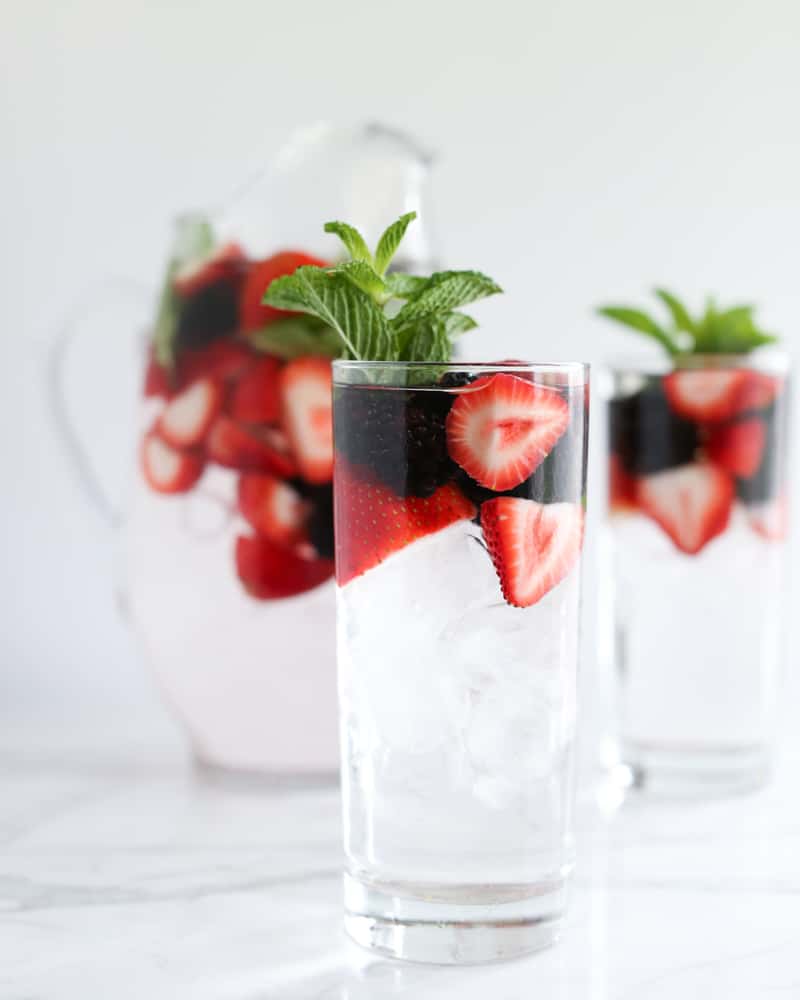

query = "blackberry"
[609,381,698,475]
[334,386,455,498]
[438,371,475,389]
[176,280,240,351]
[305,484,335,560]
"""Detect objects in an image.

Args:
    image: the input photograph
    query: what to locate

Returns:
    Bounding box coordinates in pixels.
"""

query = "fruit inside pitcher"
[140,233,337,600]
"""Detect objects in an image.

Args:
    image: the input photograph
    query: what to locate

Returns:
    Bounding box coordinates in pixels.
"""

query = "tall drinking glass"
[604,353,790,794]
[332,361,589,963]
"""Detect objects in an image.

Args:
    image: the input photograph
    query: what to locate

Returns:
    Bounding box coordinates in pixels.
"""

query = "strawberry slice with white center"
[280,357,333,484]
[228,356,282,425]
[207,416,297,477]
[158,377,223,449]
[663,370,751,422]
[237,473,308,546]
[141,427,204,494]
[235,534,334,599]
[707,417,766,479]
[173,242,246,297]
[334,463,476,585]
[480,497,584,608]
[636,463,733,555]
[445,374,569,491]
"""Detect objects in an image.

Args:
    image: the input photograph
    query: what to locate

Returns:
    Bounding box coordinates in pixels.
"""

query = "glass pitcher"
[54,123,438,775]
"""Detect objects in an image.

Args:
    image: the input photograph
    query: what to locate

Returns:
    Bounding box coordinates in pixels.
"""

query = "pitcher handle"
[48,276,152,528]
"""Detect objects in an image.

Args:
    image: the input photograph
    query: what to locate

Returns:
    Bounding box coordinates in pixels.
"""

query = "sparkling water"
[337,520,582,888]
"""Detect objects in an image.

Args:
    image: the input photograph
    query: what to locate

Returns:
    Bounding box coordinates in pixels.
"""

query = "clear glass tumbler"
[604,353,791,794]
[332,360,589,963]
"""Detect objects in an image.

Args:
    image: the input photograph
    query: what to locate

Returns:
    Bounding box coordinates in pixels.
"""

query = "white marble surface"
[3,716,800,1000]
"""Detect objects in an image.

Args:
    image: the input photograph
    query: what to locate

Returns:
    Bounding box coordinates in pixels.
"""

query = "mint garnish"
[262,212,502,363]
[597,289,778,357]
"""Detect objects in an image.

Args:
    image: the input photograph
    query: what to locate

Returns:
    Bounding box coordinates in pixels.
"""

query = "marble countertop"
[3,717,799,1000]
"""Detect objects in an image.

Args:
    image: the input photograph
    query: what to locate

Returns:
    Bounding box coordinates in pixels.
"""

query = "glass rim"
[333,359,589,375]
[603,349,790,377]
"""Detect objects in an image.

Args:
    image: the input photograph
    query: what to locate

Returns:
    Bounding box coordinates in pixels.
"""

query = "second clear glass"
[332,360,589,963]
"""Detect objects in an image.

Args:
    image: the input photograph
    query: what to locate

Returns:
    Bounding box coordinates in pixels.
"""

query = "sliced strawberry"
[707,417,766,479]
[445,374,569,491]
[334,464,476,585]
[235,534,334,599]
[481,497,584,608]
[748,494,788,542]
[173,243,246,298]
[280,357,333,484]
[735,371,783,413]
[237,473,307,546]
[207,416,297,477]
[663,369,752,422]
[636,463,733,555]
[141,427,204,494]
[177,340,255,388]
[240,251,327,331]
[143,352,172,399]
[158,377,223,449]
[228,356,282,425]
[609,454,637,513]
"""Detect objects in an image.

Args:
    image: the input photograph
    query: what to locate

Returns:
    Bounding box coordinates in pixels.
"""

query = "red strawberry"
[663,369,751,422]
[237,473,307,546]
[228,356,282,425]
[158,377,223,449]
[735,372,783,413]
[707,417,766,479]
[143,352,172,399]
[445,374,569,491]
[748,494,788,542]
[240,251,327,331]
[177,340,255,388]
[636,463,733,555]
[207,416,297,477]
[334,465,476,585]
[609,454,637,513]
[141,427,204,494]
[235,534,334,599]
[480,498,584,608]
[280,357,333,484]
[173,243,246,298]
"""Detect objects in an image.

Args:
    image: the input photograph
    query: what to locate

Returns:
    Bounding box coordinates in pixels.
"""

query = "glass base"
[623,742,771,798]
[343,871,567,964]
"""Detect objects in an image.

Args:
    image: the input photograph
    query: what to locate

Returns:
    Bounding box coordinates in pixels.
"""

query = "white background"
[3,0,799,728]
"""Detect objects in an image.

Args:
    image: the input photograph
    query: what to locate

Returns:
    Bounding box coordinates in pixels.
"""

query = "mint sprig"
[262,212,502,363]
[596,289,778,357]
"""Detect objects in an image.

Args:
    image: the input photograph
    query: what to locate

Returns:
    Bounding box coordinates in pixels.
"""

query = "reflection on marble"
[2,715,800,999]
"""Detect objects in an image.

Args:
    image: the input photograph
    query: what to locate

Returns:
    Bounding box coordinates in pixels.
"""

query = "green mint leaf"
[596,306,680,356]
[695,303,776,353]
[443,311,477,338]
[334,260,388,300]
[324,221,372,264]
[397,318,451,363]
[249,318,342,359]
[384,272,429,299]
[392,270,502,331]
[374,211,417,275]
[263,266,395,361]
[654,288,695,334]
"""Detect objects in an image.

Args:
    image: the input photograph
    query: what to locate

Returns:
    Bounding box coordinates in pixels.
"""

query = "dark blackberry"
[609,381,698,475]
[176,280,240,350]
[334,386,456,498]
[438,371,475,389]
[305,485,334,560]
